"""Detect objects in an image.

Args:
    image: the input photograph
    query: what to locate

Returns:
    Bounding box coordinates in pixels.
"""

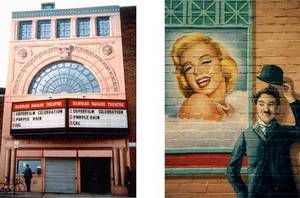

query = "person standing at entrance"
[23,164,32,192]
[125,166,134,197]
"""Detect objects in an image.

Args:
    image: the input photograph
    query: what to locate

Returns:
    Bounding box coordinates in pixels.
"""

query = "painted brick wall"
[165,0,300,197]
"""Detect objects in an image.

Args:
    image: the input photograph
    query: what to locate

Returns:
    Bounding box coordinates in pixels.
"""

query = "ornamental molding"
[12,45,120,94]
[12,6,120,19]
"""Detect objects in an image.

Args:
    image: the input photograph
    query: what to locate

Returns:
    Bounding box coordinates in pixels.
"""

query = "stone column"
[113,148,119,186]
[91,16,97,37]
[32,19,37,39]
[11,21,18,40]
[4,148,11,179]
[9,148,16,185]
[71,17,77,38]
[51,19,56,39]
[119,148,125,186]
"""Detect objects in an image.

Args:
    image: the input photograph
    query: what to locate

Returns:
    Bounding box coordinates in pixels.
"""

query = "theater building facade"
[0,3,134,194]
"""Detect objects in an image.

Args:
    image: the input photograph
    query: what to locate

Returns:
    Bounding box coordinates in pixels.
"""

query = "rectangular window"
[56,19,71,38]
[97,16,110,36]
[18,21,32,40]
[37,20,51,39]
[77,18,90,37]
[17,160,41,175]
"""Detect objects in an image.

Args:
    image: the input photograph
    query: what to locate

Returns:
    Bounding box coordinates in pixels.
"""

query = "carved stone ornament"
[99,44,115,59]
[59,44,73,59]
[15,47,32,62]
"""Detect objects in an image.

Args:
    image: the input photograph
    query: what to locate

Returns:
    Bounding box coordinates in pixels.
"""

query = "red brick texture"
[120,7,136,143]
[120,7,136,171]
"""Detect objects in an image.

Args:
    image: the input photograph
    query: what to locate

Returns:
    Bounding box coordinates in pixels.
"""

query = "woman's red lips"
[196,77,211,88]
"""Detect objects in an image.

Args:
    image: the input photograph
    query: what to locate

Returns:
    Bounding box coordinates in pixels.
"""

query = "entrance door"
[80,158,111,193]
[45,159,76,193]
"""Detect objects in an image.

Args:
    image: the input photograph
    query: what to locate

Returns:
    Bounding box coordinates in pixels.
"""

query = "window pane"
[97,17,110,36]
[19,21,32,40]
[57,19,71,38]
[17,160,41,174]
[77,18,90,37]
[38,20,51,39]
[29,61,100,94]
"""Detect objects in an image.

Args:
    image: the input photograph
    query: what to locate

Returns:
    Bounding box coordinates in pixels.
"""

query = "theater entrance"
[80,158,111,193]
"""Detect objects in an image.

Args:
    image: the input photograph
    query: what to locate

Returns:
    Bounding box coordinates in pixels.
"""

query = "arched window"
[29,61,100,94]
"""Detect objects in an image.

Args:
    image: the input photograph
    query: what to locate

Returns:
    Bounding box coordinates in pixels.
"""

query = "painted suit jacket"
[227,100,300,198]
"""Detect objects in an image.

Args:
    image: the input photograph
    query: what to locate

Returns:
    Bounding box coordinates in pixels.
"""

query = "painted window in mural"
[28,61,100,94]
[165,0,252,148]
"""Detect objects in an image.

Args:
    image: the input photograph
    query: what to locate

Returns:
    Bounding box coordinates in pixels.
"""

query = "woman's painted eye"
[202,59,211,64]
[200,55,212,64]
[182,63,193,73]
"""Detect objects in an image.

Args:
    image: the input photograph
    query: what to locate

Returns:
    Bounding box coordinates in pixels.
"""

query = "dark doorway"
[80,158,111,193]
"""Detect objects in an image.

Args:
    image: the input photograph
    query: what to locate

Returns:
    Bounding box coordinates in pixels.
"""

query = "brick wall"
[0,96,3,148]
[166,175,237,198]
[165,0,300,197]
[254,0,300,123]
[120,6,136,169]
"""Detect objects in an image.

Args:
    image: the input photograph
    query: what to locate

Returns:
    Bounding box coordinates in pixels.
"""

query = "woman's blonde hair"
[171,33,238,98]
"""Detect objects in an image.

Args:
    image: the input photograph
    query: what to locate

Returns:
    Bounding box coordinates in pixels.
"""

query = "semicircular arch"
[12,45,120,95]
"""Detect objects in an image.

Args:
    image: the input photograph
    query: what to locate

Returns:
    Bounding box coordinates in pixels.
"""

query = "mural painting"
[171,33,238,121]
[165,0,300,197]
[165,0,252,148]
[166,29,250,148]
[227,65,300,197]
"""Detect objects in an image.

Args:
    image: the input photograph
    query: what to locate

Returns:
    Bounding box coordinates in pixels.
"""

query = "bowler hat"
[257,64,285,85]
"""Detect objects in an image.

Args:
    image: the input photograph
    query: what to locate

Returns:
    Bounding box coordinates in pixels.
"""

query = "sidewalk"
[0,192,135,198]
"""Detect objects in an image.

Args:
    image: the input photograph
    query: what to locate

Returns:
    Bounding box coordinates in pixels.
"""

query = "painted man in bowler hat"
[227,64,300,197]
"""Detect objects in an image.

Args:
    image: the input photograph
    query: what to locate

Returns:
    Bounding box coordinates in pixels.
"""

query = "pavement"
[0,192,135,198]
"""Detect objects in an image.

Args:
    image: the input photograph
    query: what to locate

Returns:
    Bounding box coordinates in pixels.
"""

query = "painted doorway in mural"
[80,158,111,194]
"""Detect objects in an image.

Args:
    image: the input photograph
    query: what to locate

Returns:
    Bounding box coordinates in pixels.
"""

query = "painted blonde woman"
[171,33,238,121]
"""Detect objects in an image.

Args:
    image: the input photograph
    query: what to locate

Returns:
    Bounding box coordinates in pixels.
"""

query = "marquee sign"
[11,99,66,129]
[11,99,128,136]
[69,99,128,128]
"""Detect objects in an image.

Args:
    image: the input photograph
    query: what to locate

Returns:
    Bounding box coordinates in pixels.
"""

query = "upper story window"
[77,18,90,37]
[18,21,32,40]
[29,61,100,94]
[97,16,110,36]
[56,19,71,38]
[41,2,55,9]
[37,20,51,39]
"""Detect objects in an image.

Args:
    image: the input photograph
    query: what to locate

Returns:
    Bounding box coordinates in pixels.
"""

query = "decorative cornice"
[12,5,120,19]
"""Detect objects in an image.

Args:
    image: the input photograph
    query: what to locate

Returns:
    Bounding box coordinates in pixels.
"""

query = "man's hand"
[282,83,295,103]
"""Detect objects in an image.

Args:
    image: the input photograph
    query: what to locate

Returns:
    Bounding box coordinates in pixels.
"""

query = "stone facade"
[0,5,136,195]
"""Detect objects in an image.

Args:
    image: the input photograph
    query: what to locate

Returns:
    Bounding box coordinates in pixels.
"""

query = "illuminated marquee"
[69,99,128,128]
[11,99,66,129]
[11,99,128,136]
